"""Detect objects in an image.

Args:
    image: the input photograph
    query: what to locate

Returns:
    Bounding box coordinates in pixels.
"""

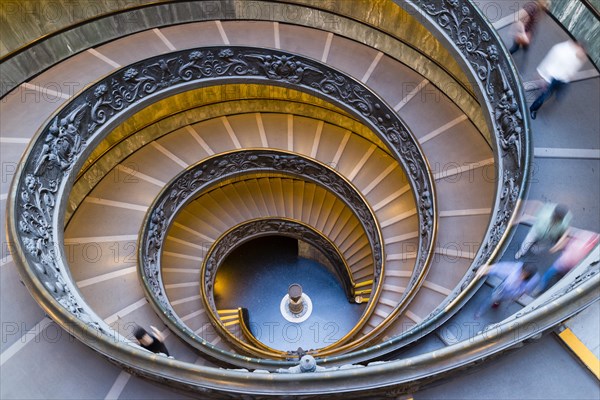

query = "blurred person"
[475,261,539,318]
[509,0,550,54]
[134,325,170,357]
[537,230,599,293]
[515,203,571,259]
[529,40,586,119]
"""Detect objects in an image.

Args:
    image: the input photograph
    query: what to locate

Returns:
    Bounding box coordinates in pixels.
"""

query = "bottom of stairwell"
[215,236,366,351]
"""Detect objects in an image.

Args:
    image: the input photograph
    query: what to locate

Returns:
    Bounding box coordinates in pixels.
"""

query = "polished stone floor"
[214,236,366,351]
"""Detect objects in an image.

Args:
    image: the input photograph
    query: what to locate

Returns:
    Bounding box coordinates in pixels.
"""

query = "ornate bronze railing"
[8,44,435,368]
[3,0,520,370]
[200,217,359,354]
[139,150,383,359]
[313,0,536,364]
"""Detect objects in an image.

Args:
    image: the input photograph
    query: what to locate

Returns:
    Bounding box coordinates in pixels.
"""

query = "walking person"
[134,325,171,357]
[509,0,549,55]
[537,230,599,293]
[475,261,539,318]
[515,203,571,259]
[529,40,586,119]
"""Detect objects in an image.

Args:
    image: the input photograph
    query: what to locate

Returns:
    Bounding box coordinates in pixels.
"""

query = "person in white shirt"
[529,40,586,119]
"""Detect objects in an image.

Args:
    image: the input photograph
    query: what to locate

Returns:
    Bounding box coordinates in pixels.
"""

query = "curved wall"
[0,0,490,141]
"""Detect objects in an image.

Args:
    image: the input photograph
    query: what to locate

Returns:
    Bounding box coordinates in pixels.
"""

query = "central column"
[280,283,313,323]
[288,284,304,314]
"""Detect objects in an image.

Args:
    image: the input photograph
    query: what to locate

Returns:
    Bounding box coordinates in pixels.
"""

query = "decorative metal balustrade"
[200,217,360,353]
[8,44,434,369]
[139,150,384,359]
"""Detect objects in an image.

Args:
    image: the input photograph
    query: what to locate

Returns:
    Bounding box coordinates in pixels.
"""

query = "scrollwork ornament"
[248,53,318,83]
[178,49,257,81]
[13,45,434,371]
[19,175,56,272]
[34,104,86,176]
[140,150,385,340]
[89,83,121,129]
[419,0,497,97]
[495,68,523,166]
[115,66,159,103]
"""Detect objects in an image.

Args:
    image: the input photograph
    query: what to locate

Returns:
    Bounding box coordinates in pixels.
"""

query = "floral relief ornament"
[14,46,435,351]
[420,0,498,98]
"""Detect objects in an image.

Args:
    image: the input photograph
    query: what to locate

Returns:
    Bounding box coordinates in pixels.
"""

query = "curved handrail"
[200,217,363,355]
[227,307,286,353]
[237,307,274,352]
[139,150,383,359]
[8,44,436,369]
[201,216,358,304]
[214,306,288,357]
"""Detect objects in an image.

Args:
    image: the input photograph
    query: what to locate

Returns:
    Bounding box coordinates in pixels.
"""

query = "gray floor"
[216,236,366,351]
[409,4,600,399]
[416,334,600,400]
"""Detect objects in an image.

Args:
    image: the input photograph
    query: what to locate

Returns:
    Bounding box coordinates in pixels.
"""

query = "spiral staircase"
[1,1,599,399]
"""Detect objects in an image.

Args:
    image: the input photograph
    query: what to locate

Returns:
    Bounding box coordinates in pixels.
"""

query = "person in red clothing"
[536,230,599,293]
[509,0,550,54]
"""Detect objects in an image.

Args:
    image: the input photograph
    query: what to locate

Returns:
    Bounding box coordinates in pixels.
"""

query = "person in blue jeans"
[474,261,539,318]
[529,40,586,119]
